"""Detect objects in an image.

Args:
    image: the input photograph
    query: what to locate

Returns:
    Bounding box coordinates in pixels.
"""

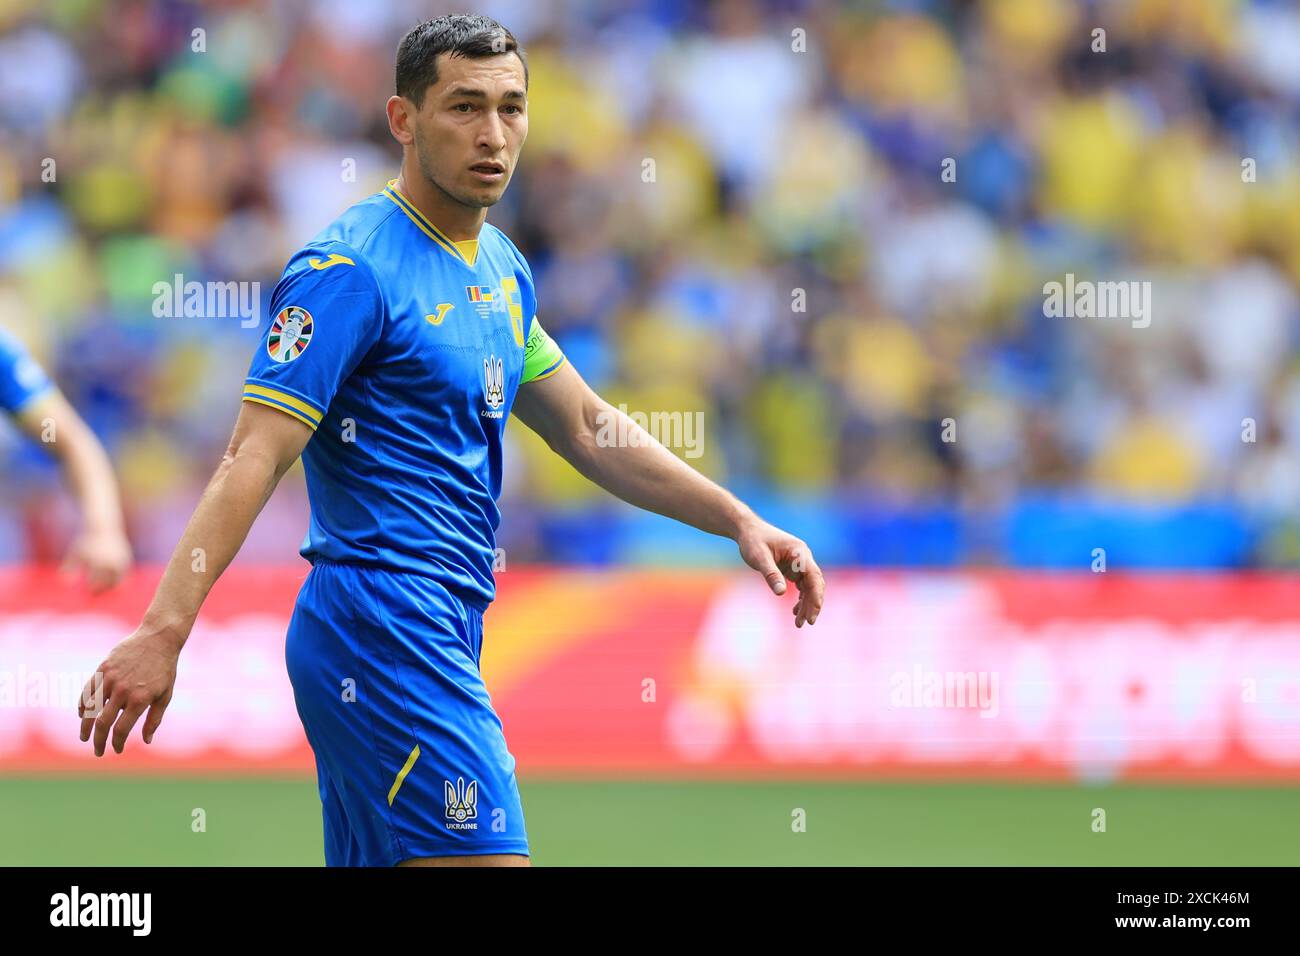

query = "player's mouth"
[470,162,506,183]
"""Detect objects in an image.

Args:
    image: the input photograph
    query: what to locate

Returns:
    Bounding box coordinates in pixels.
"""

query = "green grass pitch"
[1,776,1295,865]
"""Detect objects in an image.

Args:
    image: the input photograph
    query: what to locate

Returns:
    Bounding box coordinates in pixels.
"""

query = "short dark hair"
[395,15,528,108]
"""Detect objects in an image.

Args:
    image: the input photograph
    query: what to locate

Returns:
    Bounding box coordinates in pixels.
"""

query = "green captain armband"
[521,316,566,384]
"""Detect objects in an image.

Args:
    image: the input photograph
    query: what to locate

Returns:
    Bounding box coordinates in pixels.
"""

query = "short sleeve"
[520,316,565,384]
[0,328,55,415]
[243,243,383,430]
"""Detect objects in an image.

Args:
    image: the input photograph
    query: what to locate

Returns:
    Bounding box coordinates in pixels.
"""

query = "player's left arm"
[12,390,132,592]
[512,361,824,627]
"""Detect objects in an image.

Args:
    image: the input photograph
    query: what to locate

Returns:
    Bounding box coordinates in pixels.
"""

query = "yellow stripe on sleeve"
[241,395,319,431]
[242,384,323,425]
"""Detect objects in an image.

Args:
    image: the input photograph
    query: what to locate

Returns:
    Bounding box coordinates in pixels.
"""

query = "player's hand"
[62,526,132,593]
[78,628,179,756]
[735,519,825,627]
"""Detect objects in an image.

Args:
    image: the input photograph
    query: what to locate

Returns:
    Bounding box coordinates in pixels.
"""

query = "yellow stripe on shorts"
[387,744,421,807]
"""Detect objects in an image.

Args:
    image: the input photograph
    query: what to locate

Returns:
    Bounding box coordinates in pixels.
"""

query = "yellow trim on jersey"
[242,384,323,429]
[383,180,471,266]
[452,238,479,267]
[242,395,318,430]
[387,744,422,807]
[243,384,323,424]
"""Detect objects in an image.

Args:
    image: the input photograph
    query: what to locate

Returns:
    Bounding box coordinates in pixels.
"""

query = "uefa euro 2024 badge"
[268,306,314,362]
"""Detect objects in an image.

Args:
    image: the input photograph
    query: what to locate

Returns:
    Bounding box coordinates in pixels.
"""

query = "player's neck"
[394,170,486,242]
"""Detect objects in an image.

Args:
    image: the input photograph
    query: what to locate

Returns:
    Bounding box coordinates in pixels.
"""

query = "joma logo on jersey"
[425,303,454,326]
[482,355,505,418]
[308,253,354,271]
[444,777,478,829]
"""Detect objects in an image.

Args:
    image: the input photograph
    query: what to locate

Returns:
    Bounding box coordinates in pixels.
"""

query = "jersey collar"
[383,179,479,267]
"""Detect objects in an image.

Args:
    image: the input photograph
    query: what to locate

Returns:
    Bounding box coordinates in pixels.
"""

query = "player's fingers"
[93,695,125,757]
[111,700,149,754]
[77,669,106,720]
[78,671,108,744]
[799,586,822,625]
[142,693,171,745]
[810,572,826,623]
[750,549,786,595]
[795,558,825,625]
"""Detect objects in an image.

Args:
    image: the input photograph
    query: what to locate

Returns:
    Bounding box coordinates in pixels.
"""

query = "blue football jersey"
[243,180,565,607]
[0,328,54,415]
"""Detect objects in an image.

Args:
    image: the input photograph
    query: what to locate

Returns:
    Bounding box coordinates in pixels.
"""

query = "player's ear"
[386,95,415,146]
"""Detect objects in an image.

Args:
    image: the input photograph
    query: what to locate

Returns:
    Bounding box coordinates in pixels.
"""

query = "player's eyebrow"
[445,87,526,101]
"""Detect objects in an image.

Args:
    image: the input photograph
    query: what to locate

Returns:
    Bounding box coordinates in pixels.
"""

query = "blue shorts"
[284,560,529,865]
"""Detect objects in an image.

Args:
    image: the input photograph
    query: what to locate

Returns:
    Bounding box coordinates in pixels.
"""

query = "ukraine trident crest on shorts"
[445,776,478,826]
[268,306,314,362]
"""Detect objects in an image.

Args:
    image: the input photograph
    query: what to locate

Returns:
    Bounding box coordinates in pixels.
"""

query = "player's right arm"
[78,241,383,757]
[78,400,312,757]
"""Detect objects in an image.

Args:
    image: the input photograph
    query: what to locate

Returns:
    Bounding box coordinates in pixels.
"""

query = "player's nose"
[476,114,508,153]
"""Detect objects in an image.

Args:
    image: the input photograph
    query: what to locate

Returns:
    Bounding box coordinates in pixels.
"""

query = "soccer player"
[78,15,825,867]
[0,327,131,591]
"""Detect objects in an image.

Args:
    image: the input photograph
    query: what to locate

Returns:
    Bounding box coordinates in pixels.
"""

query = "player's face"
[410,53,528,210]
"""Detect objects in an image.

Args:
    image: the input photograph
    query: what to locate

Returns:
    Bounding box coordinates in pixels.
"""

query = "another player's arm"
[78,401,312,756]
[12,391,131,592]
[512,360,825,627]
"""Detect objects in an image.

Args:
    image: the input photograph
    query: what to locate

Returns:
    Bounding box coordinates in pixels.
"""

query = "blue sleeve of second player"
[0,329,54,415]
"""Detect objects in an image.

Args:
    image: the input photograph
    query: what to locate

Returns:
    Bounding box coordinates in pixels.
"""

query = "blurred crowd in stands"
[2,0,1299,568]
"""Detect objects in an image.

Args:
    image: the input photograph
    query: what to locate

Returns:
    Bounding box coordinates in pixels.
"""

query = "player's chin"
[470,188,506,209]
[465,175,510,202]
